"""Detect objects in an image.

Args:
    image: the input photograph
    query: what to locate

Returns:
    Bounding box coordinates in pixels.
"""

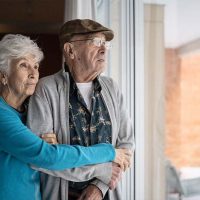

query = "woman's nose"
[28,67,39,79]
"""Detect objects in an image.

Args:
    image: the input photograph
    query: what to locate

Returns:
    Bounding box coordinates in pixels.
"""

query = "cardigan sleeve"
[115,82,135,150]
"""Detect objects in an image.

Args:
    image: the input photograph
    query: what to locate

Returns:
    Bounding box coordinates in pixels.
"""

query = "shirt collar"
[64,63,102,95]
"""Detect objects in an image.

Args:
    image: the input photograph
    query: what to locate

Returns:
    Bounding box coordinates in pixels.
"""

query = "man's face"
[71,33,109,77]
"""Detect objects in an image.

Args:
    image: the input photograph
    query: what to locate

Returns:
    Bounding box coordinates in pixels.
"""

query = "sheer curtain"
[144,3,166,200]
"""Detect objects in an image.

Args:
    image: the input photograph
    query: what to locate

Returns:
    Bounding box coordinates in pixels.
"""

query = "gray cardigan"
[27,69,134,200]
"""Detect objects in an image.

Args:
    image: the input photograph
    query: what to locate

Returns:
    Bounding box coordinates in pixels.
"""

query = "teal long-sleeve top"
[0,97,115,200]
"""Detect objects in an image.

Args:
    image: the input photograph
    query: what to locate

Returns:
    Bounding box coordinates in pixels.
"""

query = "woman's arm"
[0,108,115,170]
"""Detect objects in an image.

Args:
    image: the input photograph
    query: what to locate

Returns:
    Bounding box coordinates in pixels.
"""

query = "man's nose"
[99,44,106,54]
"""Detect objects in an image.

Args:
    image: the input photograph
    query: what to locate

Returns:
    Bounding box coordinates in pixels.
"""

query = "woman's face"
[6,54,39,98]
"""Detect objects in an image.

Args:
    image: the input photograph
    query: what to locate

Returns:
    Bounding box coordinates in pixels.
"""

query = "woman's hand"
[114,148,132,171]
[40,133,58,144]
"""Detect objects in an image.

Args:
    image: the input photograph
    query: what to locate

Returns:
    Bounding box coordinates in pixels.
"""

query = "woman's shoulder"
[0,98,21,121]
[0,98,13,113]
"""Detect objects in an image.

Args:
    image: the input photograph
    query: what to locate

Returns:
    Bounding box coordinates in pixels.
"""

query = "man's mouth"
[97,59,105,62]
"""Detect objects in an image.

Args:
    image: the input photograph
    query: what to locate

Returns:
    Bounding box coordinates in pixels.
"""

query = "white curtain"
[64,0,97,21]
[143,4,165,200]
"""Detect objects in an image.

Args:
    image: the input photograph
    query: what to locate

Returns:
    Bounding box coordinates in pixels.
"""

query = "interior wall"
[0,0,64,77]
[0,33,62,78]
[0,0,64,33]
[30,34,63,78]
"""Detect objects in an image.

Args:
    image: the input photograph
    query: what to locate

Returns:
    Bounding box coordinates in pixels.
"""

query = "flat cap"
[59,19,114,46]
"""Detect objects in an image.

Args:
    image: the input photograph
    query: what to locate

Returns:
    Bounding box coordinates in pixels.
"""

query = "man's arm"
[89,163,122,197]
[27,87,112,185]
[87,79,135,197]
[115,80,135,150]
[31,163,112,184]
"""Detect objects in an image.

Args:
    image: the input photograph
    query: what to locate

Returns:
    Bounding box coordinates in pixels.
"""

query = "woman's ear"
[0,72,7,85]
[64,43,74,59]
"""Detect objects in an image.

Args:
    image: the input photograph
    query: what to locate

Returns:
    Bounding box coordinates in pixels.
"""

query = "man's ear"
[64,43,75,59]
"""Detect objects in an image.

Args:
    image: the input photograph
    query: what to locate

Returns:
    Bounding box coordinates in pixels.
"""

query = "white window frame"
[64,0,146,199]
[134,0,145,199]
[99,0,145,199]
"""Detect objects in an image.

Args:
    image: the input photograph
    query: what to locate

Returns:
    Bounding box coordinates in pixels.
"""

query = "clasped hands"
[108,148,132,190]
[41,133,132,193]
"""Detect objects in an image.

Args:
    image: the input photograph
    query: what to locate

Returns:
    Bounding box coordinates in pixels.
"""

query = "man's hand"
[108,163,122,190]
[77,185,103,200]
[114,148,132,171]
[40,133,58,144]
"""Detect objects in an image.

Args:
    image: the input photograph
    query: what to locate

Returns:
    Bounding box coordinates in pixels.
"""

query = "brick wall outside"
[165,49,200,168]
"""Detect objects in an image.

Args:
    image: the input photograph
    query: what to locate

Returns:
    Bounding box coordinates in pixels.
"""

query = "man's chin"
[96,63,106,70]
[95,68,105,76]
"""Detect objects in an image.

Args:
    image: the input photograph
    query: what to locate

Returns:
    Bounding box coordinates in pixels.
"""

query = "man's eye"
[92,39,101,46]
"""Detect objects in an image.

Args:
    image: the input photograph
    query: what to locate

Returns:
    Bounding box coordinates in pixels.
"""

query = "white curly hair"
[0,34,44,74]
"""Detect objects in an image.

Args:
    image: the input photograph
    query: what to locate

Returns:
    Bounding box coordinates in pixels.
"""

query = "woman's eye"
[34,65,39,70]
[20,63,27,68]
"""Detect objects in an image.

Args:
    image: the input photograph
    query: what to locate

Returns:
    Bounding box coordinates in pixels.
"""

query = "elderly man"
[27,19,134,200]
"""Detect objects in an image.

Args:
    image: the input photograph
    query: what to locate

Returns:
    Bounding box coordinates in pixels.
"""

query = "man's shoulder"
[99,75,119,90]
[36,70,68,89]
[99,75,114,85]
[39,70,62,84]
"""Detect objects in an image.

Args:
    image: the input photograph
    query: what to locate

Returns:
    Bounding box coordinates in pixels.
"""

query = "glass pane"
[143,0,200,199]
[164,1,200,199]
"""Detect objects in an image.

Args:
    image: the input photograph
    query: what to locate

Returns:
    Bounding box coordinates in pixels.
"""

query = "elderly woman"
[0,34,131,200]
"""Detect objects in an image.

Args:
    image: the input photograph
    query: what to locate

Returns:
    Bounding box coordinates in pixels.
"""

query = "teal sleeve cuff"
[90,143,115,161]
